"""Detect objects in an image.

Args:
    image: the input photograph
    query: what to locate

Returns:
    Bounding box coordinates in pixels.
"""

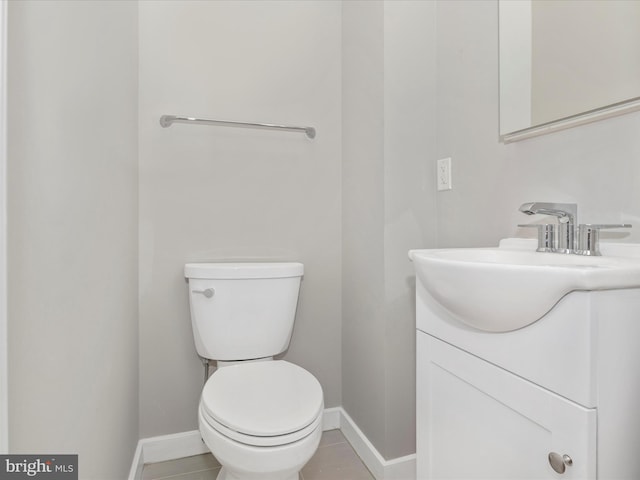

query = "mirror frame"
[498,0,640,143]
[501,97,640,143]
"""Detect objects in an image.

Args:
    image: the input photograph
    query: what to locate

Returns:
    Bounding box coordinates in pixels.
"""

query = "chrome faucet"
[518,202,632,255]
[519,202,577,253]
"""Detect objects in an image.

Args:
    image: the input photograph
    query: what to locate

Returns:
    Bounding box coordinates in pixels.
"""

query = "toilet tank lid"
[184,262,303,280]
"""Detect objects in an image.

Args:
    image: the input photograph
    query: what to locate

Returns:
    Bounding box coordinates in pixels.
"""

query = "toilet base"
[216,466,299,480]
[199,406,322,480]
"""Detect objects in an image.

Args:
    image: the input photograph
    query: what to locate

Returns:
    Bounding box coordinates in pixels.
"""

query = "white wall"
[342,0,386,456]
[436,0,640,248]
[0,0,8,454]
[382,1,437,459]
[138,0,342,438]
[7,1,139,478]
[342,0,436,460]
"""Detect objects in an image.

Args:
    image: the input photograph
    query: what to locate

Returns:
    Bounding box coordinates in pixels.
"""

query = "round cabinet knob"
[548,452,573,474]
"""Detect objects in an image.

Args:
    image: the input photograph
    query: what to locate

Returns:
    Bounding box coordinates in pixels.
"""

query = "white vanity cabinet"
[415,280,640,479]
[417,332,596,479]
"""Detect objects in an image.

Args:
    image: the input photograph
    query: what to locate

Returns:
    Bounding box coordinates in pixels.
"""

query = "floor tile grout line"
[318,440,348,449]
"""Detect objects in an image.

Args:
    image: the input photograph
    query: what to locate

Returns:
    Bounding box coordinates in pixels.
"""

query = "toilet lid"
[201,360,324,438]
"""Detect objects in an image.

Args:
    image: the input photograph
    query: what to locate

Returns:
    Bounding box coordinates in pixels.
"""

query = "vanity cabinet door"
[416,332,596,480]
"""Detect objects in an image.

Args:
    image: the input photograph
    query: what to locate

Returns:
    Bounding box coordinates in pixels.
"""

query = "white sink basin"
[409,239,640,332]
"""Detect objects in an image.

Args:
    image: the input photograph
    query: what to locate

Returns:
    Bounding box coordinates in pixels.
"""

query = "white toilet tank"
[184,262,304,361]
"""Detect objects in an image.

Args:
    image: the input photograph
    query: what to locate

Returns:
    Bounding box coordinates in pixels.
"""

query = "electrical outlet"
[437,157,452,191]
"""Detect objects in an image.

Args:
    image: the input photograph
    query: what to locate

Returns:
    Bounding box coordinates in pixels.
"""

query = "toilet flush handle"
[192,288,215,298]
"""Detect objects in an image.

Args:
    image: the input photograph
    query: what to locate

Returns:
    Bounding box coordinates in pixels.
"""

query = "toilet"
[184,262,323,480]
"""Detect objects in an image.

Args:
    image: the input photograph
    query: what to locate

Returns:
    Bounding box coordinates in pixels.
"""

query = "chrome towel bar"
[159,115,316,139]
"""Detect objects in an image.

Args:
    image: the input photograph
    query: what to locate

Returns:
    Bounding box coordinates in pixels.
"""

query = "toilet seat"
[200,360,324,447]
[200,404,322,447]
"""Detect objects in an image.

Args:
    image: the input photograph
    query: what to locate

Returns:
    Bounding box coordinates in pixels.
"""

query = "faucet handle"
[518,224,556,252]
[576,224,632,256]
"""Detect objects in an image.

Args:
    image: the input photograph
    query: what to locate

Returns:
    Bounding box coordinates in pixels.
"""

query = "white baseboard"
[128,407,416,480]
[339,408,416,480]
[321,406,341,430]
[127,441,143,480]
[127,430,210,480]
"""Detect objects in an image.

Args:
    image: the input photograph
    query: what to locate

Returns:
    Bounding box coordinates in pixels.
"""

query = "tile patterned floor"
[142,429,374,480]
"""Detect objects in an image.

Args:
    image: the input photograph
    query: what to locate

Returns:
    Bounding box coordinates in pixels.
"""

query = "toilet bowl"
[198,360,324,480]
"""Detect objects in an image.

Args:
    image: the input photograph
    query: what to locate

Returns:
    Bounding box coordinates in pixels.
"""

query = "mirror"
[499,0,640,142]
